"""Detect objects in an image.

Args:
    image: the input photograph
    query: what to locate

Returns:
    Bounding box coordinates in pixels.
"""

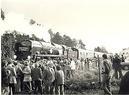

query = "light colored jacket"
[70,60,76,70]
[23,66,32,82]
[7,64,17,84]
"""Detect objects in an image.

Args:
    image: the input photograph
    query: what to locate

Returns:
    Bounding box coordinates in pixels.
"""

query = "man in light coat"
[22,61,32,93]
[101,54,112,95]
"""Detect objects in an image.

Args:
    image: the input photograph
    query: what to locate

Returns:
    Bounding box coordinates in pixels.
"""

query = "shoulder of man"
[104,59,111,70]
[103,59,110,65]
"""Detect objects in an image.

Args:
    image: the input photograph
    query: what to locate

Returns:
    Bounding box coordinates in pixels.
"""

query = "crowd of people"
[101,53,129,95]
[1,53,129,95]
[111,54,124,80]
[1,57,90,95]
[111,54,129,94]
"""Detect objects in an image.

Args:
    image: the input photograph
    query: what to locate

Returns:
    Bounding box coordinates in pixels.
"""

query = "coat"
[55,70,64,85]
[23,66,32,82]
[43,67,55,85]
[112,57,121,69]
[119,71,129,94]
[7,65,17,84]
[31,67,42,81]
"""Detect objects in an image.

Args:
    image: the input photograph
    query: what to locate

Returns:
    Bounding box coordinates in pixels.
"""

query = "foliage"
[1,32,15,59]
[72,38,78,48]
[48,29,86,49]
[63,35,73,47]
[65,70,99,93]
[51,32,64,45]
[78,40,86,49]
[48,29,54,41]
[94,46,108,53]
[1,31,32,60]
[31,34,40,41]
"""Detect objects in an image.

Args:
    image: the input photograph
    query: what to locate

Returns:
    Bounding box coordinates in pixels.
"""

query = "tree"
[1,33,15,59]
[51,32,63,45]
[94,46,101,52]
[63,35,73,47]
[48,30,85,48]
[31,34,41,41]
[72,38,78,48]
[48,29,54,42]
[78,40,86,49]
[11,30,19,39]
[101,46,108,53]
[94,46,108,53]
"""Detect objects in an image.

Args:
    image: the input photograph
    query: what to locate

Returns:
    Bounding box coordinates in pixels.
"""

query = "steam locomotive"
[14,40,111,60]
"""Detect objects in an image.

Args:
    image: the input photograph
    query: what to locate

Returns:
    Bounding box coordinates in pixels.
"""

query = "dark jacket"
[2,67,10,86]
[55,70,64,85]
[43,67,55,85]
[31,67,42,81]
[112,57,121,69]
[119,71,129,94]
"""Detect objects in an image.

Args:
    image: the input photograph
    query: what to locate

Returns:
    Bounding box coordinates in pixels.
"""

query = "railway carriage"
[78,48,87,60]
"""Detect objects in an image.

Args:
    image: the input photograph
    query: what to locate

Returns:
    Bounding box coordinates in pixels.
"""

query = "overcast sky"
[1,0,129,53]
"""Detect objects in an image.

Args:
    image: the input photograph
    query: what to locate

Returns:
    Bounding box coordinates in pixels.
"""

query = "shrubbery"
[65,70,100,93]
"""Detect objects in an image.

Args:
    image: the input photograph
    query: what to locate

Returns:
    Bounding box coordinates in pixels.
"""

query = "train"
[14,40,112,60]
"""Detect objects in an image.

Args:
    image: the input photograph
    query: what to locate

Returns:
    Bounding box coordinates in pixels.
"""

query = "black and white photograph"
[1,0,129,95]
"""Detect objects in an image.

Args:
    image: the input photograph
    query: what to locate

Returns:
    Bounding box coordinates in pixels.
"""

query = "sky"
[1,0,129,53]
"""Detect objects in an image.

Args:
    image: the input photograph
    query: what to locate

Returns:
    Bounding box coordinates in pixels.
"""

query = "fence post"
[97,55,101,88]
[87,58,89,70]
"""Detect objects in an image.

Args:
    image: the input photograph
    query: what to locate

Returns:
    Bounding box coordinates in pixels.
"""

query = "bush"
[65,70,99,92]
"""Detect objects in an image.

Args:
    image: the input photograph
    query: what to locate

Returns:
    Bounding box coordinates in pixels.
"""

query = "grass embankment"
[64,69,99,94]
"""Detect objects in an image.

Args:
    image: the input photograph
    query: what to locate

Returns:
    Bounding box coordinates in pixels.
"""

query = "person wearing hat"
[22,61,32,93]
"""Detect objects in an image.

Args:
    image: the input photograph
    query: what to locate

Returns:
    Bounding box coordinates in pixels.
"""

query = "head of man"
[24,61,29,66]
[35,63,39,68]
[56,65,61,71]
[2,60,8,67]
[115,53,119,58]
[102,54,108,59]
[47,63,54,68]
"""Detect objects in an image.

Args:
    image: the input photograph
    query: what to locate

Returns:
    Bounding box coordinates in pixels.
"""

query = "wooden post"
[97,55,101,88]
[87,58,90,70]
